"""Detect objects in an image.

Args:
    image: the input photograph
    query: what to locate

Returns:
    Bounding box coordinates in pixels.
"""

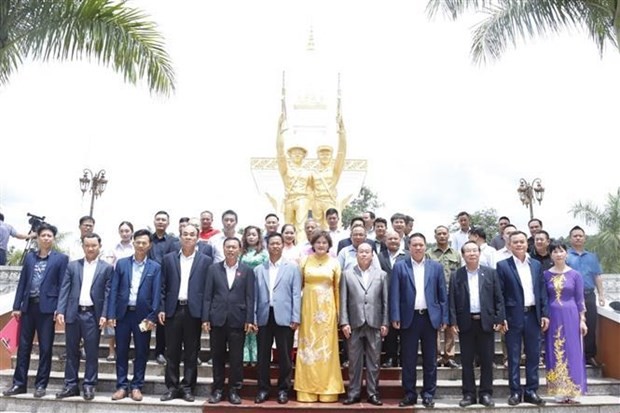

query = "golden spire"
[306,26,315,52]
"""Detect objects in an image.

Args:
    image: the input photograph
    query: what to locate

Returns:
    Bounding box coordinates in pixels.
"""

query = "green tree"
[571,188,620,272]
[0,0,175,94]
[451,208,499,239]
[426,0,619,64]
[341,186,384,229]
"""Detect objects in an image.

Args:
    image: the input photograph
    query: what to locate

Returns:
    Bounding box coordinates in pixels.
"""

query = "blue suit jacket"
[203,261,255,328]
[107,256,161,323]
[57,259,113,322]
[389,258,448,329]
[160,250,212,319]
[254,260,301,327]
[496,256,548,326]
[13,251,69,314]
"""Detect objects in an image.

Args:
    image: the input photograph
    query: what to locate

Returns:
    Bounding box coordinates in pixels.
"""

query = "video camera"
[27,213,46,234]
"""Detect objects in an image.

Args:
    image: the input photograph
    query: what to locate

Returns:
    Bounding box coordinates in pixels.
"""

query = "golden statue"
[276,112,312,243]
[312,114,346,229]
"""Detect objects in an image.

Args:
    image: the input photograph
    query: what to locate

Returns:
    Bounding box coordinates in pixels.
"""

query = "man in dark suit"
[108,229,161,402]
[3,223,68,398]
[56,233,113,401]
[496,231,549,406]
[389,233,447,408]
[449,241,505,408]
[159,222,212,402]
[203,237,255,405]
[253,232,301,405]
[340,243,388,406]
[378,230,407,368]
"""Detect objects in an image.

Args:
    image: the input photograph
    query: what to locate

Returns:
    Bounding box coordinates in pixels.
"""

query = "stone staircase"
[1,330,619,412]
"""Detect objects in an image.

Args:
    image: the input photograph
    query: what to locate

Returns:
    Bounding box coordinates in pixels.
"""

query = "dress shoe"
[228,390,242,405]
[160,389,179,401]
[342,396,360,405]
[507,393,521,406]
[83,387,95,401]
[277,391,288,404]
[33,387,46,398]
[111,388,128,400]
[3,385,26,396]
[587,357,601,367]
[524,391,545,405]
[479,394,494,407]
[56,386,79,399]
[422,396,435,408]
[399,395,417,406]
[341,360,349,368]
[156,354,166,365]
[445,358,461,368]
[106,353,116,362]
[130,388,143,401]
[182,391,195,402]
[208,389,223,404]
[382,357,395,368]
[255,390,269,404]
[459,394,476,407]
[367,394,383,406]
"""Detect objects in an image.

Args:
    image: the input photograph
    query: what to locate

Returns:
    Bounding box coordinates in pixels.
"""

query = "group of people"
[0,207,605,408]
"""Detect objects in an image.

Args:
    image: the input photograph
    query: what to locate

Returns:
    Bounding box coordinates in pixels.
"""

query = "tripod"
[19,213,45,265]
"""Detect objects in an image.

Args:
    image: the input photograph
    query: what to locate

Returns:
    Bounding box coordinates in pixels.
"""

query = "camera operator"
[0,213,35,265]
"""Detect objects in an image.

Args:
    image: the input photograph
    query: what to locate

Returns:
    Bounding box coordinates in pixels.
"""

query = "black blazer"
[449,265,505,333]
[13,251,69,314]
[160,250,213,318]
[57,259,113,322]
[202,261,255,328]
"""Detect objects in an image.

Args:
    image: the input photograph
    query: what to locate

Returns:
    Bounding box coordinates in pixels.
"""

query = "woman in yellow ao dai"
[294,230,344,402]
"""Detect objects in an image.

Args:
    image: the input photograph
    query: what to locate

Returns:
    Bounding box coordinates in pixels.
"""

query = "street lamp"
[79,169,108,217]
[517,178,545,220]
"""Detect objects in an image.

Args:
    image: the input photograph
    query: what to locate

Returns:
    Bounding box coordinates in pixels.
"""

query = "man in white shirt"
[451,211,471,253]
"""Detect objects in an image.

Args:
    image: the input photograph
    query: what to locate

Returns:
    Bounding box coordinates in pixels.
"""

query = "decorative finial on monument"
[281,70,287,119]
[306,26,315,52]
[336,72,342,118]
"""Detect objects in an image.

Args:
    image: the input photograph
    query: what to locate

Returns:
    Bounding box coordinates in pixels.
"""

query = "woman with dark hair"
[294,230,344,402]
[544,241,587,403]
[281,224,300,264]
[240,226,268,366]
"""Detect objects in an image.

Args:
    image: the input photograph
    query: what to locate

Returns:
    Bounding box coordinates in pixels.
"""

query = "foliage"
[6,231,69,265]
[0,0,175,94]
[341,186,384,229]
[426,0,619,64]
[451,208,499,239]
[571,188,620,273]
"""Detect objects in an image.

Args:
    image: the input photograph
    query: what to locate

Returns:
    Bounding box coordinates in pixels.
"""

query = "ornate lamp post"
[517,178,544,220]
[79,169,108,217]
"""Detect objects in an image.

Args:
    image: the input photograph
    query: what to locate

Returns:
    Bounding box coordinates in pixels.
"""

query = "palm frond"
[470,0,584,64]
[21,0,175,95]
[578,0,618,55]
[426,0,492,20]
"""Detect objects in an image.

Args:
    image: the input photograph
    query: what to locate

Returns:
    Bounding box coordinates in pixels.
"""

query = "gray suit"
[339,264,389,399]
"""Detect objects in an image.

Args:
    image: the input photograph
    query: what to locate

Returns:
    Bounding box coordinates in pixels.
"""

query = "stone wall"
[602,274,620,302]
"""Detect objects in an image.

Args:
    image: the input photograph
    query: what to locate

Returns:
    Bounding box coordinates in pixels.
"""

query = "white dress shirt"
[78,259,97,306]
[178,249,196,301]
[467,267,481,313]
[129,258,145,306]
[412,259,427,310]
[225,261,239,289]
[514,256,536,306]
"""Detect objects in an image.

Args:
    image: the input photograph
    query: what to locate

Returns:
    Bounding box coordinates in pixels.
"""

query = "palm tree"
[571,188,620,273]
[426,0,619,64]
[0,0,174,94]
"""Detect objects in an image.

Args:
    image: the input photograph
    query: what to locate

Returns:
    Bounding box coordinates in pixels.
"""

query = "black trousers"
[155,323,166,357]
[164,305,201,392]
[584,290,597,359]
[382,325,400,361]
[459,319,494,397]
[210,324,245,391]
[257,308,294,393]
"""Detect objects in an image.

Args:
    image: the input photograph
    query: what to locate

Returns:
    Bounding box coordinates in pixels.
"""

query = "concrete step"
[14,356,604,381]
[1,369,618,399]
[0,393,619,412]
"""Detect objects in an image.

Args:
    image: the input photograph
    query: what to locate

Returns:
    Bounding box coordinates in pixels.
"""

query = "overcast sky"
[1,0,618,252]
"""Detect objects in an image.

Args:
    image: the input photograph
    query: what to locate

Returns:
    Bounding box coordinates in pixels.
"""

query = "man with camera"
[0,212,35,265]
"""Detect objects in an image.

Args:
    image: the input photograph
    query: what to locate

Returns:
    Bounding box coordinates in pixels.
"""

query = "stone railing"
[602,273,620,302]
[0,266,21,295]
